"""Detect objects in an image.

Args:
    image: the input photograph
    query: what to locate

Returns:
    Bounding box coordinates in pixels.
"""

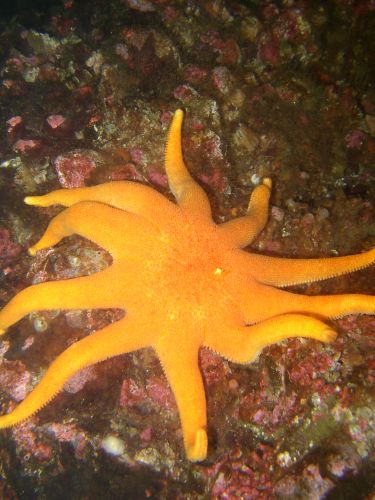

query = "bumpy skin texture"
[0,109,375,461]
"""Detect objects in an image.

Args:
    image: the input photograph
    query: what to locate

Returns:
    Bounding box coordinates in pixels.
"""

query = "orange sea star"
[0,109,374,461]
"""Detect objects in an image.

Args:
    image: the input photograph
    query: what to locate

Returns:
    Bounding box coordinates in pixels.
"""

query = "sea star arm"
[0,268,127,334]
[204,314,336,364]
[165,110,212,220]
[156,342,207,462]
[0,318,150,428]
[28,201,158,260]
[240,282,375,323]
[25,181,180,228]
[237,248,375,286]
[219,178,272,248]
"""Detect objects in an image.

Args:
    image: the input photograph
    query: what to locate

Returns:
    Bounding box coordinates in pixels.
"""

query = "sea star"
[0,109,374,462]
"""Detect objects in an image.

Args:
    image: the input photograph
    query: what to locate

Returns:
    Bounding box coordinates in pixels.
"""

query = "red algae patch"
[54,151,98,188]
[0,360,30,402]
[45,114,72,137]
[0,228,22,265]
[12,138,43,155]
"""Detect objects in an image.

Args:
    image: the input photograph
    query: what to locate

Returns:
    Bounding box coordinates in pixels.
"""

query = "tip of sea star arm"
[24,195,45,207]
[262,177,272,189]
[28,238,50,255]
[24,192,63,207]
[187,428,208,462]
[24,196,35,205]
[28,245,37,256]
[174,108,184,120]
[321,328,337,343]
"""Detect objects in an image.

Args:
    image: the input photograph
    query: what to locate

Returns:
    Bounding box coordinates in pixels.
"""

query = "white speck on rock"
[101,435,125,456]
